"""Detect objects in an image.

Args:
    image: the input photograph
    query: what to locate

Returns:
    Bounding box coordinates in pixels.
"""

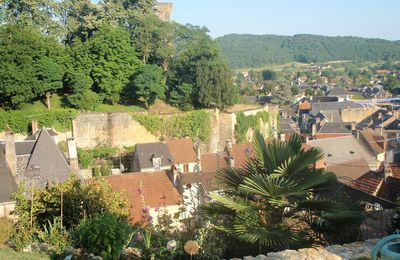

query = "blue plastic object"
[371,234,400,260]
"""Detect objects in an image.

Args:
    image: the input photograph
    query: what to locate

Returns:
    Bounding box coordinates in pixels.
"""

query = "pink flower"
[155,207,160,212]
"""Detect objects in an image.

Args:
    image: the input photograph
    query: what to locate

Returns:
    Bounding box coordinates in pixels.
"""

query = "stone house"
[133,142,173,172]
[166,138,199,174]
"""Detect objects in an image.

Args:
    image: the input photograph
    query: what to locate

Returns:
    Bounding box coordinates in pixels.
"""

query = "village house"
[133,142,173,172]
[0,128,77,218]
[166,138,199,173]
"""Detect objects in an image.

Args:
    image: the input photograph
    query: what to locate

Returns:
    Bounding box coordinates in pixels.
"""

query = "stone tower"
[154,2,173,22]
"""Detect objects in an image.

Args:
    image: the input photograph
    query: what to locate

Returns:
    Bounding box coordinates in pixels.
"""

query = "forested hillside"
[217,34,400,68]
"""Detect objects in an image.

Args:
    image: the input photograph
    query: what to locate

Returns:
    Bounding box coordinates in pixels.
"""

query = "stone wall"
[341,107,378,123]
[232,239,379,260]
[0,201,15,219]
[72,112,158,149]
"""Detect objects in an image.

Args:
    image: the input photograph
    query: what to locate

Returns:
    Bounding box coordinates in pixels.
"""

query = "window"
[152,157,162,171]
[183,164,189,173]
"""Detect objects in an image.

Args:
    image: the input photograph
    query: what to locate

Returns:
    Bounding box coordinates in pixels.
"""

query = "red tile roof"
[180,171,220,192]
[298,100,311,110]
[351,171,383,195]
[376,177,400,202]
[230,143,253,168]
[103,171,181,223]
[200,152,229,172]
[166,138,197,164]
[388,165,400,179]
[327,158,371,184]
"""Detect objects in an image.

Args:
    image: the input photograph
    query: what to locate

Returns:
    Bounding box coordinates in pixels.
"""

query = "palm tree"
[201,131,364,250]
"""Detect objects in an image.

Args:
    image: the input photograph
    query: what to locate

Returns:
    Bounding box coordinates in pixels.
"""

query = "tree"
[271,84,292,106]
[168,83,194,111]
[290,85,299,96]
[201,132,364,249]
[67,89,100,111]
[262,69,277,81]
[0,24,65,108]
[128,64,166,107]
[1,0,61,36]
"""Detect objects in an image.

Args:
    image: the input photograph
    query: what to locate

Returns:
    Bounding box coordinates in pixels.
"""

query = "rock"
[64,255,73,260]
[255,254,268,260]
[22,245,32,253]
[64,247,75,255]
[243,256,254,260]
[92,256,103,260]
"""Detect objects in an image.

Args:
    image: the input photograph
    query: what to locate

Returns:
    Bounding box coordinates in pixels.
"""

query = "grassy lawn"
[0,246,51,260]
[95,103,145,112]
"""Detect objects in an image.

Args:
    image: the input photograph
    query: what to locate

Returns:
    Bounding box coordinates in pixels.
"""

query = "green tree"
[271,84,292,106]
[0,24,65,108]
[168,83,194,111]
[201,132,364,249]
[262,69,277,81]
[128,64,166,107]
[67,89,100,110]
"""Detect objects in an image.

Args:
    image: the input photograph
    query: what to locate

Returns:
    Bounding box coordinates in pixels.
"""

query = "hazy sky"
[167,0,400,40]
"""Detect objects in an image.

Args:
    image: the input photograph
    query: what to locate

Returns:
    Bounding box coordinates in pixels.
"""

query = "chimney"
[67,138,79,173]
[280,133,285,142]
[330,114,334,122]
[378,112,383,120]
[229,156,234,168]
[31,119,38,134]
[5,130,17,176]
[312,124,317,136]
[226,139,233,156]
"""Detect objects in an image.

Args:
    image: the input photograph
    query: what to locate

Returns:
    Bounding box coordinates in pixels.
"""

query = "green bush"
[0,217,14,245]
[234,111,270,143]
[131,110,211,141]
[0,109,77,133]
[36,218,71,254]
[78,146,118,169]
[73,213,131,260]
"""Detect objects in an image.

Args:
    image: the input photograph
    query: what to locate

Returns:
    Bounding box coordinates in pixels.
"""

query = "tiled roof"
[376,177,400,202]
[311,96,339,103]
[104,171,181,222]
[310,101,363,116]
[134,142,173,171]
[351,171,383,195]
[388,165,400,178]
[327,87,348,96]
[318,122,352,134]
[0,146,17,203]
[359,129,384,154]
[327,158,371,185]
[180,171,220,192]
[0,140,36,155]
[231,143,253,169]
[166,138,197,164]
[298,100,311,110]
[200,152,229,172]
[280,118,300,134]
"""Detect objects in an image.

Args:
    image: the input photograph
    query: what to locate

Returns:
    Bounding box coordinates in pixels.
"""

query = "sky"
[167,0,400,40]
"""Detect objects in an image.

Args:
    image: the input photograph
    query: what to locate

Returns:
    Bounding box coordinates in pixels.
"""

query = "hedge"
[131,110,211,142]
[0,109,77,133]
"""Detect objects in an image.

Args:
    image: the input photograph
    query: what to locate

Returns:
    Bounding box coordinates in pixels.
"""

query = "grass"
[95,103,144,112]
[0,246,51,260]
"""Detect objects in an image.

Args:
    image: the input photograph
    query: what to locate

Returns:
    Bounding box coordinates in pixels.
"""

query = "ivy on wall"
[235,111,270,143]
[0,109,77,133]
[131,110,211,142]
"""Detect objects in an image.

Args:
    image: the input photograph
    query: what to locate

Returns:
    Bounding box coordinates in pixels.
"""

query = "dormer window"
[153,157,162,171]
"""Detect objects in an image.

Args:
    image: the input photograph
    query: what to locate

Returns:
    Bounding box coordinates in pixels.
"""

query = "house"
[200,152,230,172]
[104,171,181,224]
[297,98,311,116]
[279,118,301,141]
[314,122,353,139]
[327,87,349,101]
[309,101,364,117]
[0,129,75,218]
[133,142,173,172]
[226,142,254,169]
[358,129,386,162]
[308,135,381,175]
[166,138,199,173]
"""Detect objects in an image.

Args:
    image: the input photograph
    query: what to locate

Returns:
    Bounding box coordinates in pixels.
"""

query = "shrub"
[36,218,71,254]
[73,213,132,260]
[0,217,14,245]
[66,89,100,111]
[234,111,270,143]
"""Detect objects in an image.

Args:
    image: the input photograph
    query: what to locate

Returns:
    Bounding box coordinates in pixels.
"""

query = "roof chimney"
[311,124,317,136]
[31,119,38,134]
[5,130,17,176]
[229,156,234,168]
[67,138,79,173]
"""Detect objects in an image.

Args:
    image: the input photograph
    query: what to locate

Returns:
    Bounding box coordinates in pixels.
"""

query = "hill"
[216,34,400,69]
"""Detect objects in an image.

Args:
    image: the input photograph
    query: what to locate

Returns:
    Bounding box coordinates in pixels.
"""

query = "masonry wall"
[341,107,378,123]
[0,201,15,219]
[72,112,158,149]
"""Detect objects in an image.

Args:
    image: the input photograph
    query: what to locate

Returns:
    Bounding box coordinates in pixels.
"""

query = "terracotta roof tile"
[103,171,181,223]
[230,143,253,169]
[376,177,400,202]
[388,165,400,179]
[298,100,311,110]
[200,152,229,172]
[166,138,197,164]
[327,158,371,184]
[180,171,219,192]
[351,171,383,195]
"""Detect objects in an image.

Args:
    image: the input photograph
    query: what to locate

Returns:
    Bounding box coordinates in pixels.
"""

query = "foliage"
[271,84,293,106]
[78,146,119,169]
[262,69,277,80]
[125,64,166,107]
[167,83,194,111]
[131,110,211,141]
[200,132,364,250]
[0,217,14,245]
[12,175,128,233]
[36,218,70,254]
[0,109,77,133]
[217,34,400,69]
[235,111,270,143]
[0,24,65,109]
[73,213,131,260]
[66,89,100,111]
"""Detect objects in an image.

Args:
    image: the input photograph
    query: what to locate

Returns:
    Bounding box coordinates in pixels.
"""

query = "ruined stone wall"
[72,112,158,149]
[154,3,173,21]
[341,107,378,123]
